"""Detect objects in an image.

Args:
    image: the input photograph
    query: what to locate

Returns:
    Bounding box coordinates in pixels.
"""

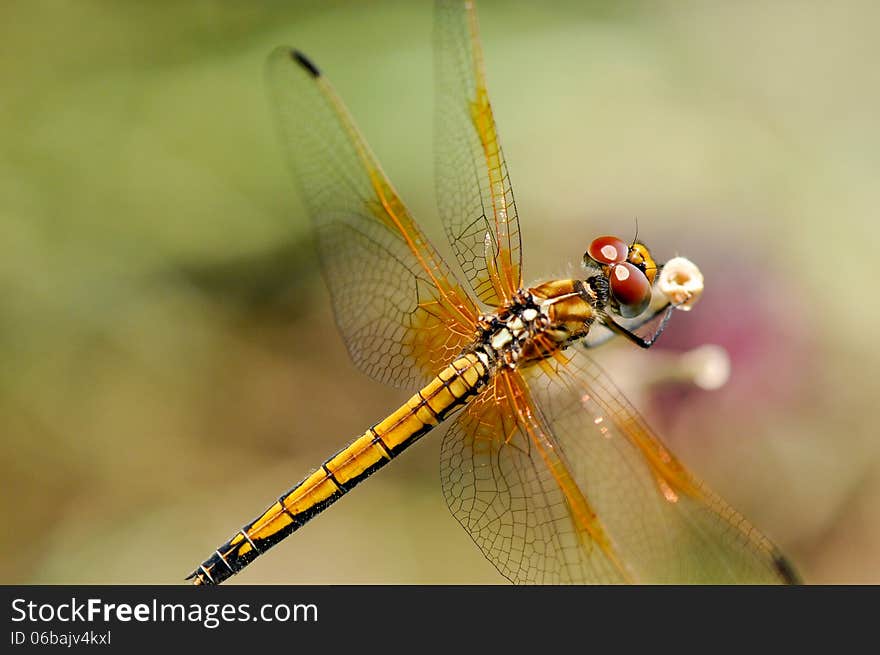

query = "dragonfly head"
[583,235,660,319]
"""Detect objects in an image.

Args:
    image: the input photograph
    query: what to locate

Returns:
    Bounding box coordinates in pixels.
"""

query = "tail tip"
[186,566,216,586]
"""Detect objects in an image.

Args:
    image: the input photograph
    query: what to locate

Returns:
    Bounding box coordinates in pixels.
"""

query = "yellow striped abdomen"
[189,352,489,585]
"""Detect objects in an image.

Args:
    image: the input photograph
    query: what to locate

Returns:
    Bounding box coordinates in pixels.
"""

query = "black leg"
[601,303,675,349]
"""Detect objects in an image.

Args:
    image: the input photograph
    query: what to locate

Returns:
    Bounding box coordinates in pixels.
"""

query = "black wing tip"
[291,49,321,78]
[774,553,804,585]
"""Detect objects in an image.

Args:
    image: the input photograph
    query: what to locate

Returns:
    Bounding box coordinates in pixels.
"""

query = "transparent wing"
[267,47,478,388]
[441,354,798,584]
[441,369,628,584]
[434,0,523,307]
[525,348,799,583]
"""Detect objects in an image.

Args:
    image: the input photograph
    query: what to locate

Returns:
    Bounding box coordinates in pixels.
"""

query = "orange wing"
[441,369,630,583]
[442,348,799,583]
[434,0,523,308]
[266,47,478,388]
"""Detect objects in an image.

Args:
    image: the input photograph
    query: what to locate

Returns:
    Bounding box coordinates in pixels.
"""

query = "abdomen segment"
[188,352,488,585]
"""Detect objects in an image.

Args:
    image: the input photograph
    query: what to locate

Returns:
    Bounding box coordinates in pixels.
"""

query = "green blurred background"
[2,0,878,584]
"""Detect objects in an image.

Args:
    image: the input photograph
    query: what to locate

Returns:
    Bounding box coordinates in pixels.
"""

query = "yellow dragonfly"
[189,0,799,585]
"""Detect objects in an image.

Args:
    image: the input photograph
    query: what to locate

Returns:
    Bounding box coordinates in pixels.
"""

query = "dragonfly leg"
[602,303,675,349]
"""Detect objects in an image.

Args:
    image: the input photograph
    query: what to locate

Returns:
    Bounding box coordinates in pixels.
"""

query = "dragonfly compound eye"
[585,235,628,266]
[610,262,652,318]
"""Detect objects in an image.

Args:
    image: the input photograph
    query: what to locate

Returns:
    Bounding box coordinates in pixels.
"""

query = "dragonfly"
[189,0,799,585]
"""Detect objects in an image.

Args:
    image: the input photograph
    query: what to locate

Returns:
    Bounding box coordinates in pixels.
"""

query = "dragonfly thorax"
[473,279,603,370]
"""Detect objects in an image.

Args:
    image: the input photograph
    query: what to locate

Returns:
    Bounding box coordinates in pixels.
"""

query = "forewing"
[434,0,523,307]
[267,47,478,388]
[522,347,799,584]
[441,351,797,584]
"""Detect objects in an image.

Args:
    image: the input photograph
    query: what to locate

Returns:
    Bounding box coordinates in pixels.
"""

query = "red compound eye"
[610,262,652,318]
[586,236,628,266]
